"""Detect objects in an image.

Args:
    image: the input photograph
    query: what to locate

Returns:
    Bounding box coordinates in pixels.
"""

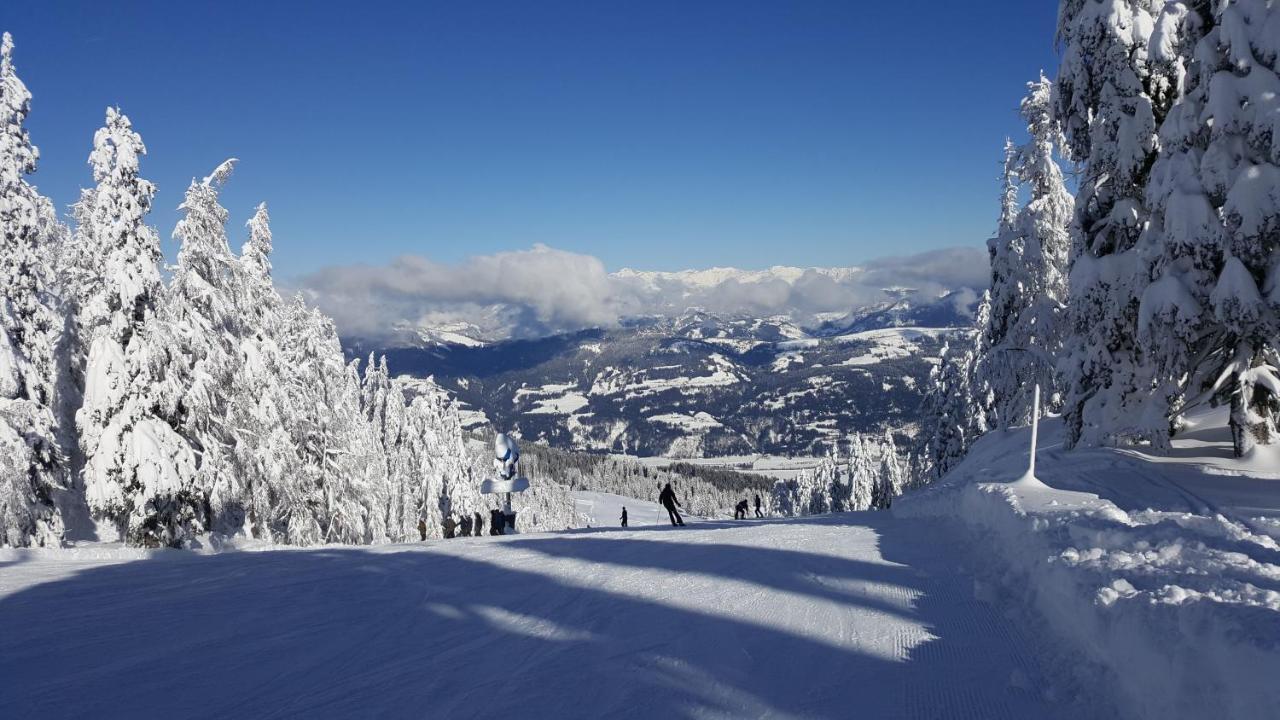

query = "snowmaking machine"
[481,432,529,533]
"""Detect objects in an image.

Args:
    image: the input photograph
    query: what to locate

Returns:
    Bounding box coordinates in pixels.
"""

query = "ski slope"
[0,514,1071,719]
[572,489,698,528]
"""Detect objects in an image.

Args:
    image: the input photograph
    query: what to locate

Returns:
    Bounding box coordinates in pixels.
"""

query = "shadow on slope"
[0,514,1066,719]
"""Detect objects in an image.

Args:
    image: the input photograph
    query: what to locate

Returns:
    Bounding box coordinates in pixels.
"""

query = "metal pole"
[1027,383,1040,479]
[504,491,512,533]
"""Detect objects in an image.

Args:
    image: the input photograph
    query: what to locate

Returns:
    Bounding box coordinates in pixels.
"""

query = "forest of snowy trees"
[4,0,1278,545]
[769,431,903,517]
[510,437,772,519]
[919,0,1280,478]
[0,33,574,548]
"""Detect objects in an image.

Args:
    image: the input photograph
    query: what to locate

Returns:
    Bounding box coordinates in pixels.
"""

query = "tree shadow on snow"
[0,513,1066,719]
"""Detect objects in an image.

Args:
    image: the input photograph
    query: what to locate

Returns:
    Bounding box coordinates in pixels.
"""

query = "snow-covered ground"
[0,513,1071,719]
[6,410,1276,719]
[897,408,1280,720]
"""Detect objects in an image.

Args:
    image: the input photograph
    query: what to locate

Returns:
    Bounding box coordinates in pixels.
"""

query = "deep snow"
[898,408,1280,720]
[0,513,1070,719]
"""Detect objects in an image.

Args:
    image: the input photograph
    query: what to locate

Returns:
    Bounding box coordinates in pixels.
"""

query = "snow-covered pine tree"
[0,33,66,547]
[80,279,199,547]
[224,204,307,540]
[74,108,165,504]
[277,300,388,544]
[1054,0,1170,448]
[976,142,1022,432]
[1141,0,1280,456]
[767,432,903,517]
[152,159,251,539]
[408,390,467,538]
[361,354,425,541]
[872,429,903,508]
[916,330,985,483]
[978,76,1074,430]
[270,298,330,544]
[842,434,870,511]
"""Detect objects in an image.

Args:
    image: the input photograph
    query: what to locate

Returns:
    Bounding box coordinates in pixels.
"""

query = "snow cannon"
[482,432,529,534]
[483,433,529,494]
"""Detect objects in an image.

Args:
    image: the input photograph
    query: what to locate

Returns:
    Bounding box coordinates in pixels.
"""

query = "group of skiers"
[733,494,764,520]
[434,509,514,539]
[618,484,766,527]
[614,482,687,528]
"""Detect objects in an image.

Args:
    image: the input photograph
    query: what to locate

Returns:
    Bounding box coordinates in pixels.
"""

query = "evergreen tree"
[1141,0,1280,456]
[152,160,248,538]
[769,432,904,517]
[279,303,387,544]
[977,76,1073,429]
[0,33,66,547]
[225,205,305,540]
[74,108,164,507]
[847,434,876,511]
[916,336,982,482]
[1054,0,1170,448]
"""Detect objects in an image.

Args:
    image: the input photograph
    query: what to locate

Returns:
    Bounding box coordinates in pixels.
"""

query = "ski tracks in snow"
[0,514,1071,719]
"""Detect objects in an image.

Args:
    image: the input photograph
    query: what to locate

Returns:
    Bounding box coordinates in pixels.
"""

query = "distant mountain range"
[346,287,976,458]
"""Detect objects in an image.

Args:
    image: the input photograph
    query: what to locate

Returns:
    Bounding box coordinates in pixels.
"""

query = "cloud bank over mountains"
[294,244,989,343]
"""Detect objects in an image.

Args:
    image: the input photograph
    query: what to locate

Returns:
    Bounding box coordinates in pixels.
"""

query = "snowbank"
[897,416,1280,720]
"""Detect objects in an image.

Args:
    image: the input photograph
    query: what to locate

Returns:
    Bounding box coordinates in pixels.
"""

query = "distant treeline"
[466,431,768,518]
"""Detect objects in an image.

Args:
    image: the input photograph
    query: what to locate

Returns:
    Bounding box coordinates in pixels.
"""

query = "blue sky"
[6,1,1059,280]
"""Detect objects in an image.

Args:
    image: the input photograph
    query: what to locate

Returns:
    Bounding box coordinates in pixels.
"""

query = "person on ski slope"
[620,507,629,527]
[754,494,763,518]
[659,482,685,526]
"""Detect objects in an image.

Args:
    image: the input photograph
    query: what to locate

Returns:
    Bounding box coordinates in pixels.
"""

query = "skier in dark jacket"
[474,511,485,537]
[442,514,457,539]
[491,508,505,536]
[754,494,763,518]
[658,482,685,526]
[620,507,628,527]
[459,514,472,537]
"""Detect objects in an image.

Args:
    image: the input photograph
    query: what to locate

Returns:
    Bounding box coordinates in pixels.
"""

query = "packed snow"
[0,513,1073,719]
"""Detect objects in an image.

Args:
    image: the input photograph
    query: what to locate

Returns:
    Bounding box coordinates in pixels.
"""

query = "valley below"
[351,304,968,459]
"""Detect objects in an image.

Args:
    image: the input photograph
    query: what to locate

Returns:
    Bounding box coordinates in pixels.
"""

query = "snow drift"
[897,412,1280,720]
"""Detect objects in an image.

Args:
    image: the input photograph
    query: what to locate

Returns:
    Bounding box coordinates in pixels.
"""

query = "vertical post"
[504,491,512,533]
[1027,383,1040,479]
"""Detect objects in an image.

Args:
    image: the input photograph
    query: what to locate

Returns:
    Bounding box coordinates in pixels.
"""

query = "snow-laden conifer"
[224,205,308,539]
[916,334,982,482]
[977,76,1073,429]
[74,108,164,502]
[769,432,904,516]
[1141,0,1280,456]
[0,33,66,546]
[1055,0,1169,448]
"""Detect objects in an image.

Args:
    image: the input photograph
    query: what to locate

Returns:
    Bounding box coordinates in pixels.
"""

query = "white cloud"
[291,244,988,342]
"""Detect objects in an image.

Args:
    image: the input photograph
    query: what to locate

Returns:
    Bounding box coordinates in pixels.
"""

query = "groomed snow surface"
[1,512,1070,719]
[4,409,1277,718]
